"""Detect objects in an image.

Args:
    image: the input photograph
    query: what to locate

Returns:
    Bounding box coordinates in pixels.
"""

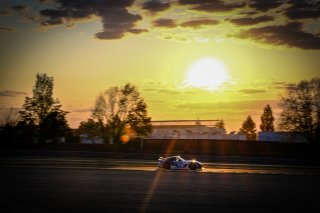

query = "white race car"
[158,156,203,170]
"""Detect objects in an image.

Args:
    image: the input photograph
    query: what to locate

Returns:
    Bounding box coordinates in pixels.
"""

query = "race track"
[1,166,320,213]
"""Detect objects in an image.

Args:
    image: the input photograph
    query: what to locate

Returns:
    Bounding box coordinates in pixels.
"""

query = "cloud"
[285,0,320,20]
[181,19,219,28]
[270,82,293,90]
[128,28,148,34]
[0,26,15,32]
[248,0,284,12]
[174,100,279,111]
[6,0,319,48]
[11,5,28,12]
[153,18,177,28]
[142,0,171,13]
[39,0,142,39]
[0,90,27,97]
[144,88,181,95]
[232,22,320,50]
[239,89,266,94]
[178,0,245,12]
[95,9,142,40]
[229,15,273,26]
[0,10,10,16]
[240,11,259,16]
[11,5,28,15]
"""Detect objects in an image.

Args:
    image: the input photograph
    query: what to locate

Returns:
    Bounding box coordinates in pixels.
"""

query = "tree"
[92,94,107,123]
[40,111,69,143]
[0,108,20,127]
[78,118,106,142]
[0,108,21,143]
[90,83,152,143]
[260,104,275,131]
[278,78,320,144]
[214,120,226,131]
[19,73,69,143]
[239,115,257,140]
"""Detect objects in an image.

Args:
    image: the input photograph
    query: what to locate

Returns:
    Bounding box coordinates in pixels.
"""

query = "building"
[149,120,246,140]
[79,134,104,144]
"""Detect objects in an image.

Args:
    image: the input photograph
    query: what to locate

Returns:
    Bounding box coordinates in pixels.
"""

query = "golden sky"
[0,0,319,131]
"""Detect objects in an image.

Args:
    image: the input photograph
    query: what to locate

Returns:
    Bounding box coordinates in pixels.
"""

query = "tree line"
[0,73,319,145]
[239,79,320,144]
[239,104,274,141]
[0,73,152,144]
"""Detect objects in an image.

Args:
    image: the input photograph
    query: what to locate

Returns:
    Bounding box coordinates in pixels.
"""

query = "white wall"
[149,126,246,140]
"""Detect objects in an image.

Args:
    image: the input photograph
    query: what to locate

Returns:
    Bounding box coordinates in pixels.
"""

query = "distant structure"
[258,131,307,143]
[79,134,104,144]
[149,120,246,140]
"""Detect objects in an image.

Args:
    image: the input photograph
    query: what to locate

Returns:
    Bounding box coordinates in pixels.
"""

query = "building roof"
[151,120,220,127]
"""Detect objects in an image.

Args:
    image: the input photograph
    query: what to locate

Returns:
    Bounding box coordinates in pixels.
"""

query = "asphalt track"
[1,155,320,212]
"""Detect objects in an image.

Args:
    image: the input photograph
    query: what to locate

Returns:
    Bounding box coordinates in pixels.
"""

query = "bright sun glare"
[186,57,229,91]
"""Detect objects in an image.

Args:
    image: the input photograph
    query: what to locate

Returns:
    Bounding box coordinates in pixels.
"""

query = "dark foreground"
[1,167,320,213]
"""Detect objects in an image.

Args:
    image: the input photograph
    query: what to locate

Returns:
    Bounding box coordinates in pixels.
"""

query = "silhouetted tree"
[240,115,257,140]
[260,104,275,131]
[279,78,320,144]
[19,73,69,143]
[215,120,226,131]
[78,118,106,142]
[0,108,21,143]
[0,108,20,127]
[40,111,69,143]
[91,83,152,143]
[92,94,107,123]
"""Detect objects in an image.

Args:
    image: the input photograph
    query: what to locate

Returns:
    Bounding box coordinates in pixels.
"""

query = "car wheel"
[163,162,171,169]
[189,163,197,170]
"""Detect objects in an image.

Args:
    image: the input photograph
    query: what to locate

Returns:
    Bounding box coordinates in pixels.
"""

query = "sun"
[185,57,229,91]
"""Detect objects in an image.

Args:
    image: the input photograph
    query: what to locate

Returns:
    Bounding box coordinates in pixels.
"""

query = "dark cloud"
[128,28,148,34]
[11,5,28,12]
[153,18,177,28]
[0,26,15,32]
[11,5,28,15]
[181,19,219,28]
[232,22,320,49]
[95,9,142,39]
[249,0,284,12]
[40,9,69,26]
[239,89,266,94]
[229,15,273,26]
[39,0,141,39]
[0,10,10,16]
[0,90,27,97]
[5,0,319,46]
[285,0,320,20]
[178,0,245,12]
[142,0,171,13]
[240,11,258,16]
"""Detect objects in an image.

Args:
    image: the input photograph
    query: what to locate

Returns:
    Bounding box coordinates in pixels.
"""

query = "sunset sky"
[0,0,319,131]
